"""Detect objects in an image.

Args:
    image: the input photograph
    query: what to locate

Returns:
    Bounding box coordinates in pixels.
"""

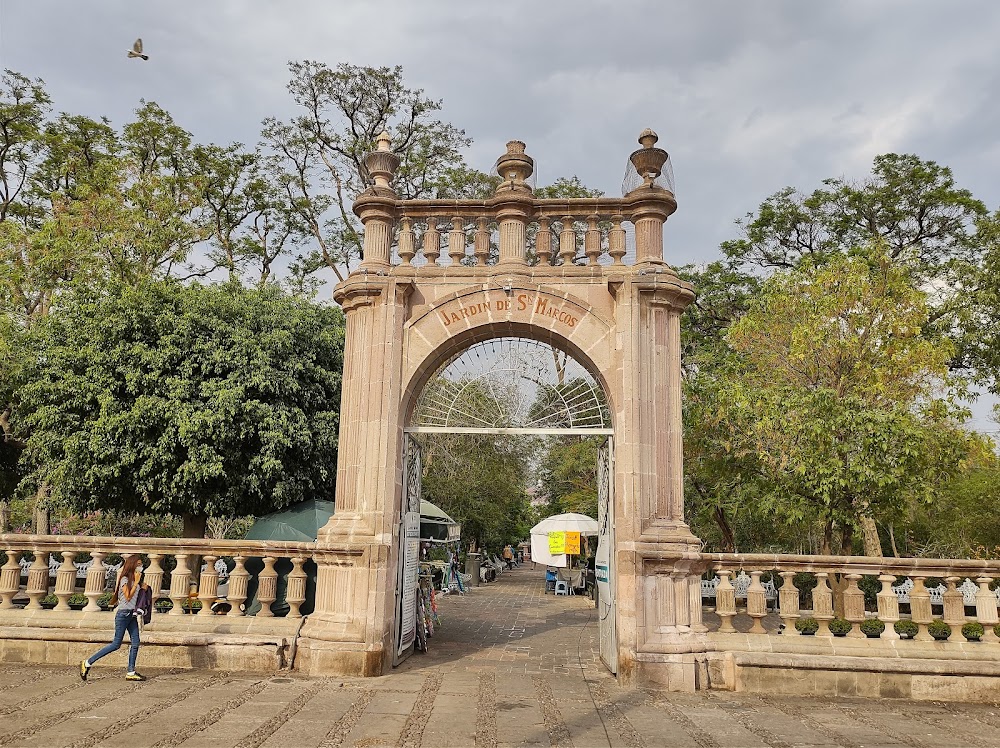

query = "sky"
[2,0,999,427]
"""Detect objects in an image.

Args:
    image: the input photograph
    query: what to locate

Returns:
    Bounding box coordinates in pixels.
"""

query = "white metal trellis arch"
[407,337,612,435]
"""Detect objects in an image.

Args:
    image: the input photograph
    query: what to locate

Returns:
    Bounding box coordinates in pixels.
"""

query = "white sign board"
[397,510,421,656]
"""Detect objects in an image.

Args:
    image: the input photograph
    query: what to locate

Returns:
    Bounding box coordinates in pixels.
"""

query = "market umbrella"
[244,498,335,542]
[420,499,460,542]
[529,513,598,569]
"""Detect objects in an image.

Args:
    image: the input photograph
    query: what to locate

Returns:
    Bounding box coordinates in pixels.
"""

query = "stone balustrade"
[701,553,1000,643]
[384,201,640,269]
[0,534,316,618]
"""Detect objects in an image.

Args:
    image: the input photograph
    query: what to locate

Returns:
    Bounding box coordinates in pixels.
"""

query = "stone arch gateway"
[295,132,705,690]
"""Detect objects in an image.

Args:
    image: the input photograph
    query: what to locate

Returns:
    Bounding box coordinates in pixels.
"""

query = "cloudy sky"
[3,0,999,424]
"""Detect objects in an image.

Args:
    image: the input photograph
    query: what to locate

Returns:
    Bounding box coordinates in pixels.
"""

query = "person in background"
[502,544,515,570]
[80,554,148,682]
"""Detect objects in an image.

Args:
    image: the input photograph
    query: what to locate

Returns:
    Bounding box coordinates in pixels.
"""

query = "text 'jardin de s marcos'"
[437,291,585,330]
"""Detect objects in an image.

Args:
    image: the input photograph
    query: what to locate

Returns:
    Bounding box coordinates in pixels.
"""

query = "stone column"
[491,141,534,267]
[357,131,400,273]
[300,273,413,676]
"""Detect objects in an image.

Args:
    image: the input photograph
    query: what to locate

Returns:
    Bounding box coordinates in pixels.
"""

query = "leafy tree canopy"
[12,280,344,526]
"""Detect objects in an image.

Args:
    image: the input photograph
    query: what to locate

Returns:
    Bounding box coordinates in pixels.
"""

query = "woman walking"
[80,554,148,682]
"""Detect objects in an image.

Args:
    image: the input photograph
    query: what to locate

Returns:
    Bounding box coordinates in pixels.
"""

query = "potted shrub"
[962,622,984,642]
[40,594,58,610]
[828,617,852,637]
[154,599,173,613]
[180,599,202,613]
[995,623,1000,640]
[928,619,951,641]
[97,593,113,611]
[68,593,88,610]
[860,618,885,638]
[894,619,918,639]
[795,617,819,635]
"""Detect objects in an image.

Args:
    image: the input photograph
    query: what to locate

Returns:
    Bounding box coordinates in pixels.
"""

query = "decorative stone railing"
[0,534,316,618]
[384,201,638,269]
[701,553,1000,642]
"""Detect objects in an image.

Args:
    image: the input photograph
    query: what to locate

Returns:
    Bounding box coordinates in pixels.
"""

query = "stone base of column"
[293,636,385,677]
[633,651,707,692]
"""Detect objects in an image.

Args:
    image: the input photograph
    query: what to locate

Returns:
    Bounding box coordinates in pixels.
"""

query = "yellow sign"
[564,532,581,555]
[548,531,565,554]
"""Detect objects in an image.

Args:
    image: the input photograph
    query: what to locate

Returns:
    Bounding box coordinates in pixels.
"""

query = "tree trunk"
[182,513,207,539]
[888,524,900,558]
[840,522,854,556]
[713,506,736,553]
[861,516,883,557]
[33,484,50,535]
[0,500,9,533]
[821,519,833,556]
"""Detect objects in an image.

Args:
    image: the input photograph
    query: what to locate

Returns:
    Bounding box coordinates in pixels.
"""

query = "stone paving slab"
[3,567,1000,747]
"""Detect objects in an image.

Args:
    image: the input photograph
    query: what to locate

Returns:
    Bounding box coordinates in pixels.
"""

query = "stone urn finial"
[365,130,401,190]
[629,128,668,188]
[494,140,534,193]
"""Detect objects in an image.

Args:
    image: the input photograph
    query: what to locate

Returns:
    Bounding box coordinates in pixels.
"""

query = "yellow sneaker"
[79,660,90,681]
[124,672,146,681]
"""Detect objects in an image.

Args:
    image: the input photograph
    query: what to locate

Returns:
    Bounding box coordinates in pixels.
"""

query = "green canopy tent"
[238,498,458,615]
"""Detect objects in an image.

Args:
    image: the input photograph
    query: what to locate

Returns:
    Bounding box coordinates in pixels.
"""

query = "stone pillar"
[357,131,400,273]
[613,207,699,688]
[299,273,413,676]
[491,141,534,267]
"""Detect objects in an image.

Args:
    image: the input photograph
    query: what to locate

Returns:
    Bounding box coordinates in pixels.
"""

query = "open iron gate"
[595,437,617,674]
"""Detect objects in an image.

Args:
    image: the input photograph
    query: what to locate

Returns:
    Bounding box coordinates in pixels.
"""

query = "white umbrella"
[530,513,598,568]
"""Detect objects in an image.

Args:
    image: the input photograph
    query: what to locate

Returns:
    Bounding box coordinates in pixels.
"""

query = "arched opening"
[393,336,618,675]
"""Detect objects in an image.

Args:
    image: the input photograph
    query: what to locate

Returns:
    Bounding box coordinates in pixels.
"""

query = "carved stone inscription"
[437,291,584,329]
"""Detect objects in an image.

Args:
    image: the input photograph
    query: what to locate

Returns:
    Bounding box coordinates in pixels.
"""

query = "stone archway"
[295,133,705,691]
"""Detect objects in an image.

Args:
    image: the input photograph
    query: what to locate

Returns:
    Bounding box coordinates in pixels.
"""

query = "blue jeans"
[89,610,140,672]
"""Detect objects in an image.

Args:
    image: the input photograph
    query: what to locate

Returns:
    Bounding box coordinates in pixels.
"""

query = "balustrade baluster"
[82,551,106,612]
[256,557,278,617]
[942,576,965,641]
[536,218,552,265]
[447,217,465,265]
[169,554,191,616]
[689,575,707,633]
[715,569,737,633]
[0,548,20,609]
[976,576,999,642]
[474,218,490,265]
[398,217,415,266]
[558,217,576,265]
[145,554,164,602]
[876,574,900,639]
[227,556,250,617]
[813,572,835,636]
[609,217,627,265]
[585,215,601,265]
[746,570,767,633]
[424,218,441,265]
[198,554,219,616]
[778,571,800,634]
[25,551,49,610]
[843,574,866,638]
[286,557,308,618]
[54,551,77,611]
[910,576,933,641]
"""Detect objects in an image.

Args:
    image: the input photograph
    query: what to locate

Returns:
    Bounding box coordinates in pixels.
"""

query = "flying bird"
[127,38,148,61]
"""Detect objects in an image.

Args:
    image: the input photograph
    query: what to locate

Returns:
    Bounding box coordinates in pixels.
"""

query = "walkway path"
[1,566,999,747]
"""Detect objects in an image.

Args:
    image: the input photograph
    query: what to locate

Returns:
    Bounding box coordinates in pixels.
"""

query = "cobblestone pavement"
[3,566,1000,747]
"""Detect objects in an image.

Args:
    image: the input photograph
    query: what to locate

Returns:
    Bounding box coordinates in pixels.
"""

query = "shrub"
[928,619,951,640]
[180,599,202,612]
[828,617,852,636]
[154,599,173,611]
[97,592,113,609]
[40,594,58,606]
[995,623,1000,639]
[962,622,984,641]
[860,618,885,637]
[894,619,918,638]
[68,593,88,607]
[795,617,819,635]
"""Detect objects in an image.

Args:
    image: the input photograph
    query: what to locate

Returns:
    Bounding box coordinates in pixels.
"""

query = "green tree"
[705,252,973,555]
[11,280,344,537]
[537,436,600,519]
[421,434,533,552]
